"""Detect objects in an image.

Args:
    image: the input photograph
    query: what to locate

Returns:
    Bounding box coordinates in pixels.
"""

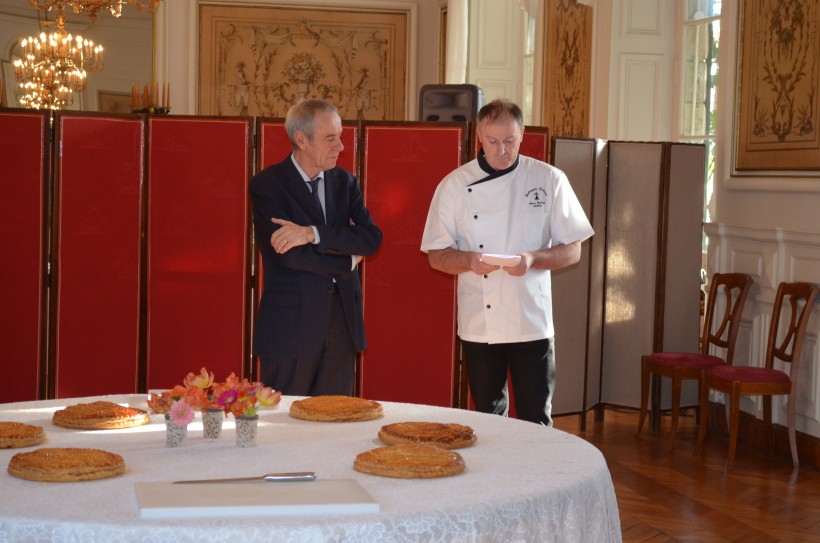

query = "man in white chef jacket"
[420,99,594,426]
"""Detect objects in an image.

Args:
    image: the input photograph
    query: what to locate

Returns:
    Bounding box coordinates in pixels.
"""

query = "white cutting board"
[136,479,379,519]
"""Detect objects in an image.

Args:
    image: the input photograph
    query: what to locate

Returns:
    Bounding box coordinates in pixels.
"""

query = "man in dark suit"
[250,99,382,396]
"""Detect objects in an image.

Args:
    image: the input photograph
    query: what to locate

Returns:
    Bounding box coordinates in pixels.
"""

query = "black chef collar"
[469,147,520,187]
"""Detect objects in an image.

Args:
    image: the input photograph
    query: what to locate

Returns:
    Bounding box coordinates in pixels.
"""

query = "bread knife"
[173,472,316,484]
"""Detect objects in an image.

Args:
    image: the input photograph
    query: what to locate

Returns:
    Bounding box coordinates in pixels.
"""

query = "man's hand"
[470,253,501,275]
[503,252,533,277]
[270,217,315,254]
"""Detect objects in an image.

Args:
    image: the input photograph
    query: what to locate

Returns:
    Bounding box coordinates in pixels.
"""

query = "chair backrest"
[765,282,819,379]
[701,273,754,363]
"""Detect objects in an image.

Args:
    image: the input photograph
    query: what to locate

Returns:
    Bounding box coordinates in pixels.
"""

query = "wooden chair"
[696,281,818,469]
[637,272,753,447]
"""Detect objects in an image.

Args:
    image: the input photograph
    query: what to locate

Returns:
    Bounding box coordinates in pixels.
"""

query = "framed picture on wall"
[734,0,820,172]
[98,91,133,114]
[198,3,408,121]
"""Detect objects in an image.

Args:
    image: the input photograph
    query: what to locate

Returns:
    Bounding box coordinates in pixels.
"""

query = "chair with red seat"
[637,272,753,447]
[696,281,818,469]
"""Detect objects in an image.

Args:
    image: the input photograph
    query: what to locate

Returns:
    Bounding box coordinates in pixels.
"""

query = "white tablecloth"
[0,395,621,542]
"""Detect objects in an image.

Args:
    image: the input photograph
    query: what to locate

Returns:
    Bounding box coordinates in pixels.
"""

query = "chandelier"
[13,16,103,110]
[27,0,162,23]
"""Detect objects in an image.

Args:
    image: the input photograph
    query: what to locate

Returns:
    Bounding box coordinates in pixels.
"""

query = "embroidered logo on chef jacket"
[525,187,548,209]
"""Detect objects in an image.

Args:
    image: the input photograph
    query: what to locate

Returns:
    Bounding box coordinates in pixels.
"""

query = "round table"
[0,394,621,542]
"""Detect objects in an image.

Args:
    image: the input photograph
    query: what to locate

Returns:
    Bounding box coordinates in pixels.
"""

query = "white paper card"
[480,253,522,267]
[136,479,379,519]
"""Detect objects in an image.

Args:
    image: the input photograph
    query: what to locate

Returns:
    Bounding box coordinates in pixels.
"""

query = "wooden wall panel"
[52,114,144,397]
[146,117,251,389]
[0,111,49,402]
[359,123,462,406]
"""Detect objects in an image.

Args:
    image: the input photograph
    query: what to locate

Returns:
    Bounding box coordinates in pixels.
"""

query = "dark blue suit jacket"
[249,155,382,359]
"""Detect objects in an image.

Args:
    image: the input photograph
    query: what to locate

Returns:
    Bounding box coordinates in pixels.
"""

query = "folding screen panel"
[51,113,145,397]
[600,142,664,408]
[256,119,358,173]
[146,116,252,389]
[471,125,551,163]
[657,143,706,408]
[660,143,706,353]
[550,137,608,420]
[600,142,705,410]
[359,122,463,406]
[252,119,360,378]
[0,110,49,402]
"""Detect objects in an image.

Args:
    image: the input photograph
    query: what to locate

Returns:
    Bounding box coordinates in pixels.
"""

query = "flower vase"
[235,415,259,448]
[164,415,188,448]
[202,408,224,441]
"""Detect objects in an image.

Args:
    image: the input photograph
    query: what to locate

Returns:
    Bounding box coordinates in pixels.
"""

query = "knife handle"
[262,472,316,482]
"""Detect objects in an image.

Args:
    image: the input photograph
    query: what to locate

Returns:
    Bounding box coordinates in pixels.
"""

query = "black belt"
[327,283,339,295]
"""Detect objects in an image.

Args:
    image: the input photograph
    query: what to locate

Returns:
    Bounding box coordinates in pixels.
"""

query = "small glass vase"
[235,415,259,448]
[164,415,188,448]
[202,408,224,441]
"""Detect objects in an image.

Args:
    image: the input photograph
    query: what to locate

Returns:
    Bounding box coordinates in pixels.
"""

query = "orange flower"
[184,367,214,390]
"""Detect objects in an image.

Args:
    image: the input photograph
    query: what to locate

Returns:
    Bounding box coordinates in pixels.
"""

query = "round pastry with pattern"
[8,447,125,482]
[378,421,476,449]
[353,442,466,479]
[289,395,383,422]
[52,401,150,430]
[0,422,46,449]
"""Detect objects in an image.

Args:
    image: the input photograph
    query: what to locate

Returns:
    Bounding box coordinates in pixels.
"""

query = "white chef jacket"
[420,153,594,344]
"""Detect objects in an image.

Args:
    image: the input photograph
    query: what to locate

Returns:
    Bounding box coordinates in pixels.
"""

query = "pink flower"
[169,399,195,426]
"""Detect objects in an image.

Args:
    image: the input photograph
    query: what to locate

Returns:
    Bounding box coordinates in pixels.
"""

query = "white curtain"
[445,0,468,83]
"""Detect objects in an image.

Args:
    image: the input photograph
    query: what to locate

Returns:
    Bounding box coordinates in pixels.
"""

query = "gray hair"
[285,99,340,149]
[477,99,524,129]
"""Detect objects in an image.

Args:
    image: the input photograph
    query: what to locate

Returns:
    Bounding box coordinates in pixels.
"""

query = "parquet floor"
[552,408,820,542]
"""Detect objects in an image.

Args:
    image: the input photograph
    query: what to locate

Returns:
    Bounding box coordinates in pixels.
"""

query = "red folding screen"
[472,125,550,163]
[359,123,463,407]
[0,111,49,402]
[253,119,359,378]
[256,119,358,173]
[52,114,145,397]
[146,117,252,388]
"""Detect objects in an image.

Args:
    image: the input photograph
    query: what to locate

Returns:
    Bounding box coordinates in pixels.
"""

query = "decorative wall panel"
[542,0,593,137]
[198,4,408,121]
[735,0,820,171]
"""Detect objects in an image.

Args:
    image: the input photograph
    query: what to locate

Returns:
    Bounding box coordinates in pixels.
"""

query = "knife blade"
[173,472,317,484]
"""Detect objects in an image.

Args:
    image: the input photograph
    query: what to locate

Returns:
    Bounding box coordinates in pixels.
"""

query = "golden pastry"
[378,421,476,449]
[8,447,125,482]
[52,401,150,430]
[289,395,383,422]
[0,422,46,449]
[354,443,466,479]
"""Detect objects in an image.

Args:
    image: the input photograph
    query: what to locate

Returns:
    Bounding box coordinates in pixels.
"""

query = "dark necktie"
[307,178,325,224]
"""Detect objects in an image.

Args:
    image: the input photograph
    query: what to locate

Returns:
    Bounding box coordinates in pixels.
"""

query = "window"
[680,0,721,223]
